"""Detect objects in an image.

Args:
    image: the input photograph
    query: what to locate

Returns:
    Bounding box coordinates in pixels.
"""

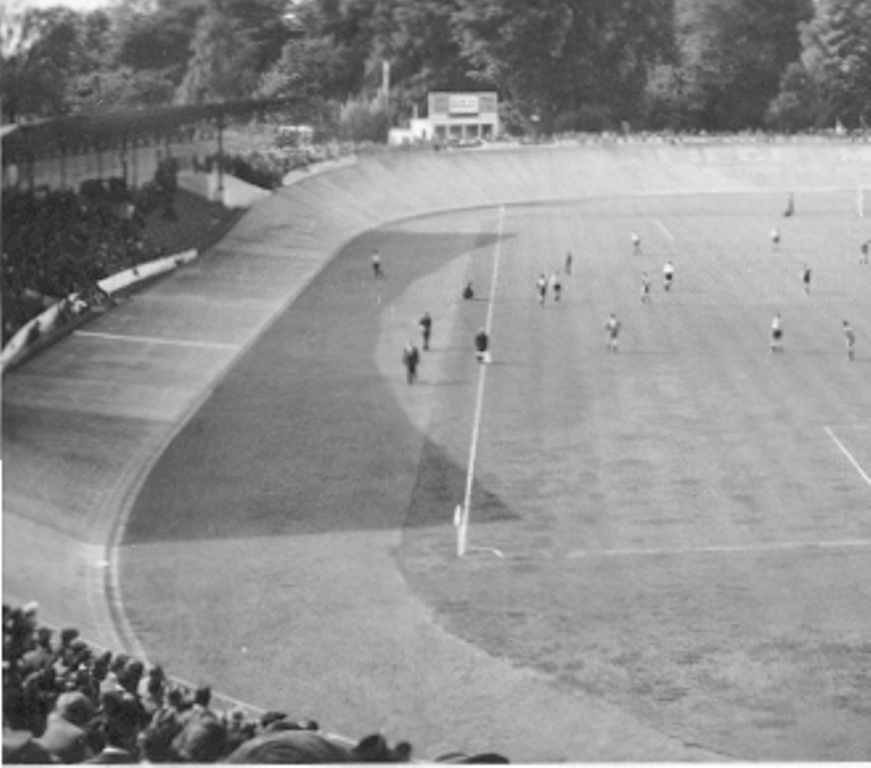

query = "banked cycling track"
[4,141,871,761]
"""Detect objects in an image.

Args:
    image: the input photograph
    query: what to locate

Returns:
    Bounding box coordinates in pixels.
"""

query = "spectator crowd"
[2,161,180,347]
[3,603,509,764]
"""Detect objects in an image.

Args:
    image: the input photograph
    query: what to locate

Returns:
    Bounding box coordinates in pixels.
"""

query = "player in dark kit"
[770,313,783,353]
[419,312,433,350]
[605,313,621,352]
[663,261,674,292]
[771,228,780,251]
[550,272,562,302]
[843,320,856,361]
[802,264,812,295]
[372,250,383,278]
[402,341,420,383]
[474,328,491,364]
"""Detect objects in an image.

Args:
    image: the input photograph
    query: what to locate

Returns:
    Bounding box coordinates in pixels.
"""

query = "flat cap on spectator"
[353,733,392,762]
[225,730,353,764]
[263,718,304,733]
[259,710,288,729]
[55,691,95,727]
[174,718,227,762]
[353,733,413,762]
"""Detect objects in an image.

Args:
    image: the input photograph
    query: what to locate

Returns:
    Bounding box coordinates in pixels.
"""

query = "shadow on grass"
[404,437,520,530]
[122,225,517,545]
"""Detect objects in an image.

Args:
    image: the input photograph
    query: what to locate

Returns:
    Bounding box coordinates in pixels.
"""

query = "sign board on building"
[448,94,480,115]
[429,92,498,118]
[425,92,499,144]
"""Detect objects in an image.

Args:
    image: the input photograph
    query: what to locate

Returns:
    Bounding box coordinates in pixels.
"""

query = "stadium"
[4,129,871,761]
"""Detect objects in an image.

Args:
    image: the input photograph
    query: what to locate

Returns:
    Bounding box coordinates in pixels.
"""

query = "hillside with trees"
[1,0,869,134]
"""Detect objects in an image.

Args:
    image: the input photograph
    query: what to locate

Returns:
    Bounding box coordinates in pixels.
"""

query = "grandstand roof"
[1,98,301,164]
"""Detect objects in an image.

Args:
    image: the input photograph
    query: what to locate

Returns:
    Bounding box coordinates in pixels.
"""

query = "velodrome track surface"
[4,141,871,761]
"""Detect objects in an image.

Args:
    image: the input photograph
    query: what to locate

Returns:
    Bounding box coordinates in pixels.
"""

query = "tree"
[663,0,813,131]
[223,0,291,74]
[452,0,675,134]
[363,0,478,117]
[766,60,827,129]
[1,3,89,120]
[175,4,259,104]
[258,0,377,104]
[452,0,577,131]
[112,2,200,73]
[797,0,871,127]
[259,36,347,100]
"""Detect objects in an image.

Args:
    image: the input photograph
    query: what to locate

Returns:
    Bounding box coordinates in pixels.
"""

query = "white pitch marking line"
[75,330,240,351]
[566,538,871,559]
[825,426,871,486]
[654,218,675,241]
[460,206,506,549]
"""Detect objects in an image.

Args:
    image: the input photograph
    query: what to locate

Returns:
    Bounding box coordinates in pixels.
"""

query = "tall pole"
[382,60,390,106]
[217,110,225,201]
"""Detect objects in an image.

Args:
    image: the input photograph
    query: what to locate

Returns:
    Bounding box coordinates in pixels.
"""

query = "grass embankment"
[141,188,242,257]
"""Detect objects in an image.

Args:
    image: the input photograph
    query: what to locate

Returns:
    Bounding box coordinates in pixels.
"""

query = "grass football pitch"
[388,190,871,759]
[123,188,871,760]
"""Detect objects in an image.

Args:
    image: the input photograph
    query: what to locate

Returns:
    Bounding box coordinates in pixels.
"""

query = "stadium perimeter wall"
[278,140,871,225]
[3,139,871,745]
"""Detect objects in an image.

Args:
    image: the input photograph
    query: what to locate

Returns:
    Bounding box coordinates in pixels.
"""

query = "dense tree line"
[1,0,869,133]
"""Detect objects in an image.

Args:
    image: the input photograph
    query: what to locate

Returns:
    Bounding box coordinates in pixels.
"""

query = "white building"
[427,92,499,143]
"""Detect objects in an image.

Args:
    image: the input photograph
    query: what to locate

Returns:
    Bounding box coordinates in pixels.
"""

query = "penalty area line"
[825,426,871,486]
[653,218,675,242]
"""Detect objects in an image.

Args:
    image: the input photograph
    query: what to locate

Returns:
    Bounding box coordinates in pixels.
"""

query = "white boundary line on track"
[458,206,506,558]
[565,538,871,559]
[653,218,675,241]
[74,329,240,351]
[825,426,871,486]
